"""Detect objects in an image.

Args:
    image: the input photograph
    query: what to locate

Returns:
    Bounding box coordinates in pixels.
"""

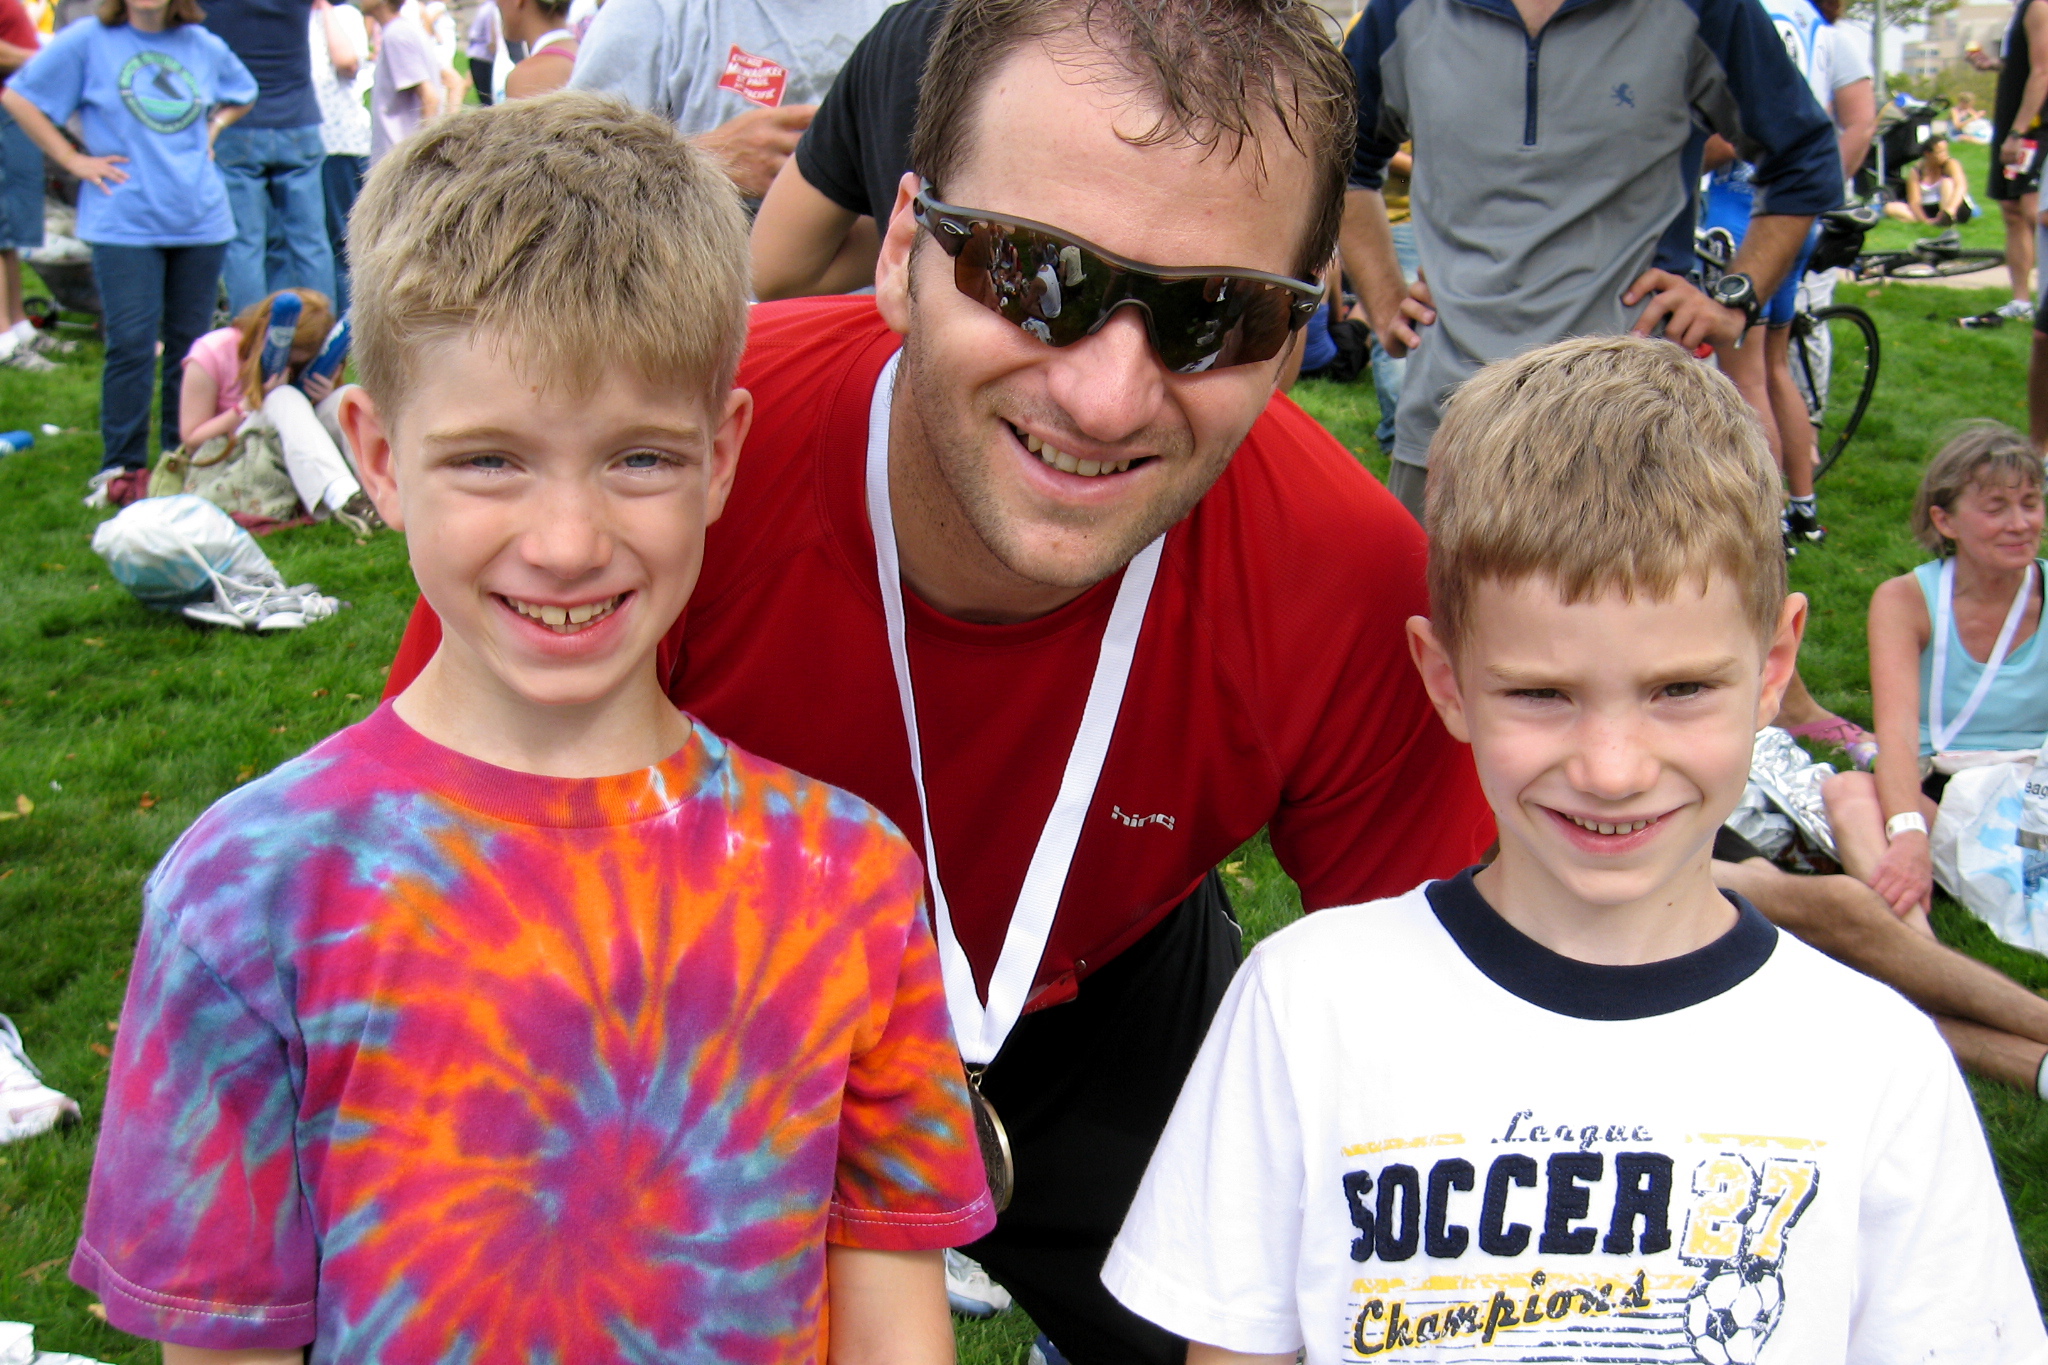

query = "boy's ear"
[1756,593,1809,729]
[872,172,920,336]
[338,385,404,533]
[1405,615,1472,744]
[702,386,753,527]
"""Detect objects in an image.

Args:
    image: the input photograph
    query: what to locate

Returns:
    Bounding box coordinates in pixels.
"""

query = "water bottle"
[259,292,303,383]
[298,315,349,392]
[0,430,34,454]
[2020,762,2048,904]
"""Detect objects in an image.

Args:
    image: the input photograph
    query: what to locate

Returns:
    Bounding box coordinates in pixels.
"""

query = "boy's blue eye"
[465,453,509,470]
[1664,682,1706,698]
[622,450,674,470]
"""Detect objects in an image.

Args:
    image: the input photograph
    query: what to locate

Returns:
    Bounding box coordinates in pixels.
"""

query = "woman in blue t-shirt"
[0,0,254,498]
[1826,423,2048,930]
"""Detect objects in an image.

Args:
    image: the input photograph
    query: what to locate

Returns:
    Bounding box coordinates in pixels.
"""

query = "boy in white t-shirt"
[1103,335,2048,1365]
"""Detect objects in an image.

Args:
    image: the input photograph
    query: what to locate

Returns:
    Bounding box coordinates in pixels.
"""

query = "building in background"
[1904,3,2010,79]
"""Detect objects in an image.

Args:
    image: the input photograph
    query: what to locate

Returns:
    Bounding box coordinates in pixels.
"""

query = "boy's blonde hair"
[348,93,749,415]
[1426,334,1786,657]
[1910,421,2045,556]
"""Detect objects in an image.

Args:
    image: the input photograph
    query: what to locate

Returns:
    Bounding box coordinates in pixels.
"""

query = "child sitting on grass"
[1103,335,2045,1364]
[177,287,380,535]
[70,92,992,1365]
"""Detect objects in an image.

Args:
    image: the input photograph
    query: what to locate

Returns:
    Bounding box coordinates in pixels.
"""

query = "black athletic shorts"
[965,871,1243,1365]
[1987,128,2046,201]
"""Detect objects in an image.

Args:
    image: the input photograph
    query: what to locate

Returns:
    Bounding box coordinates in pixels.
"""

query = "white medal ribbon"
[864,351,1163,1065]
[1930,556,2037,753]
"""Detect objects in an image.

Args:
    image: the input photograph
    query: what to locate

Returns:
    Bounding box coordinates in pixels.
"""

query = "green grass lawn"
[0,276,2045,1360]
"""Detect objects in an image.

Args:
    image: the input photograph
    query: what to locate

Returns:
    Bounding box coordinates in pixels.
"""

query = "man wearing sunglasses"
[386,2,1491,1360]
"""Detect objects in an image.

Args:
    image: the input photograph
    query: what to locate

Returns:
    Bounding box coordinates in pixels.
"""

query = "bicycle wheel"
[1791,304,1879,480]
[1880,249,2006,279]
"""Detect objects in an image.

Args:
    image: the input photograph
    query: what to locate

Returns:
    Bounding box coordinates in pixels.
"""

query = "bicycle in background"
[1696,206,1880,481]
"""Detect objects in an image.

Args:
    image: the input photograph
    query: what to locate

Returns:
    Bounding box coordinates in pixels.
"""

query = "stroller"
[1855,95,1951,204]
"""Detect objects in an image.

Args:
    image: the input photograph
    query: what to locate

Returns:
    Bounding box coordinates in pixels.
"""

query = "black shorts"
[1987,130,2045,201]
[965,871,1243,1365]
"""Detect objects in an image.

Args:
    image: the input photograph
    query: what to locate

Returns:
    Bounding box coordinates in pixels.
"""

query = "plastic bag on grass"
[90,494,341,631]
[0,1322,110,1365]
[1930,760,2048,954]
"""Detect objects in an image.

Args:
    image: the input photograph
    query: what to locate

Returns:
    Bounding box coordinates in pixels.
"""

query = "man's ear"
[1756,593,1809,729]
[1406,615,1471,743]
[873,172,921,336]
[337,384,404,532]
[702,386,753,527]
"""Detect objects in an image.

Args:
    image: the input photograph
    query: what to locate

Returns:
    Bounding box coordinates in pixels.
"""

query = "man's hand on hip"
[695,104,817,198]
[1624,268,1746,352]
[1372,277,1435,358]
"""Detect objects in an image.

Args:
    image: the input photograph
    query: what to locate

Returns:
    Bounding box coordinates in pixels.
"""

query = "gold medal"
[966,1066,1014,1213]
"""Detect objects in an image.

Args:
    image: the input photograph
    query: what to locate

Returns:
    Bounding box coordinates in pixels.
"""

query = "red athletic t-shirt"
[386,298,1493,1008]
[0,0,38,59]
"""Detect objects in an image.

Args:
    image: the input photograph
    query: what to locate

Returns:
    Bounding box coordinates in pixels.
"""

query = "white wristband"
[1886,812,1928,841]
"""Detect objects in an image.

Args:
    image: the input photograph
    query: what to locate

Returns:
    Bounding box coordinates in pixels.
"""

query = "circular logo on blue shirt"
[118,51,202,133]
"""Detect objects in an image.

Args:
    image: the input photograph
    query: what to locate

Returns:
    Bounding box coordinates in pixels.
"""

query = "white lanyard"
[1930,557,2037,752]
[864,352,1163,1065]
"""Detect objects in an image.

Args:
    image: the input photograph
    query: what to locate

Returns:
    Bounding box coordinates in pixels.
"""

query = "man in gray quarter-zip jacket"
[1340,0,1844,517]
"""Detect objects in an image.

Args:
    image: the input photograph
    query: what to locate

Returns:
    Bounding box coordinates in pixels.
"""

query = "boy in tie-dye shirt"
[71,95,994,1365]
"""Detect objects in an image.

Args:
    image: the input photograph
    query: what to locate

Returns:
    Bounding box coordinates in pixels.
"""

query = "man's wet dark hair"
[909,0,1356,280]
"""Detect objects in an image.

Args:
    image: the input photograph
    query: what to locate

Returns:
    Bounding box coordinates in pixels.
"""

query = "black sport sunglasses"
[912,185,1323,374]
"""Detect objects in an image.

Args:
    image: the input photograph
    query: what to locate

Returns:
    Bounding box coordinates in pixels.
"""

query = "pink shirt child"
[184,326,245,418]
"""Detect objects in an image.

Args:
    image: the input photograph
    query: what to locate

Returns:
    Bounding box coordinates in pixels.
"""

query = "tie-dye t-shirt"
[71,703,995,1363]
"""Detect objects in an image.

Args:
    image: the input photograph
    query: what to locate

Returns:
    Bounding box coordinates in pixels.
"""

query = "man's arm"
[695,104,815,200]
[163,1348,303,1364]
[824,1247,950,1365]
[1725,211,1812,300]
[1337,186,1431,357]
[0,38,33,73]
[322,0,359,79]
[1832,78,1876,177]
[750,157,876,298]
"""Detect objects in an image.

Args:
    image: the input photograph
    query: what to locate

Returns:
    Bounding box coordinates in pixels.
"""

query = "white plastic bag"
[90,494,340,630]
[1929,760,2048,953]
[90,494,278,609]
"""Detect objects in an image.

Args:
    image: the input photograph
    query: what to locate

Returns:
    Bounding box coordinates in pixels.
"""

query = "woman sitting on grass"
[1885,137,1976,227]
[181,287,381,534]
[1825,422,2047,933]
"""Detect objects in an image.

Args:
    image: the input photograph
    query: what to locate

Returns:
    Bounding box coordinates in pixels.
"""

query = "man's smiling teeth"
[1020,428,1131,477]
[506,594,622,633]
[1564,813,1654,836]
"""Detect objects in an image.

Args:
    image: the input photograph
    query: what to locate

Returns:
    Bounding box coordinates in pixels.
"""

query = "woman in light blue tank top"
[1825,424,2047,931]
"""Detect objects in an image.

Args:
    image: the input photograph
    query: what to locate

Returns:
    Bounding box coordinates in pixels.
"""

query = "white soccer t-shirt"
[1104,874,2047,1365]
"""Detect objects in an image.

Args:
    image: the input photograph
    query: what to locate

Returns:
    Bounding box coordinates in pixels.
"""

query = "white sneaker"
[0,1016,79,1144]
[0,348,58,372]
[944,1249,1013,1318]
[81,467,118,508]
[1996,298,2035,321]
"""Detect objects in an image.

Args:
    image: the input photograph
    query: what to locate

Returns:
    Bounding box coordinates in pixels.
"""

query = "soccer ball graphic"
[1683,1262,1786,1365]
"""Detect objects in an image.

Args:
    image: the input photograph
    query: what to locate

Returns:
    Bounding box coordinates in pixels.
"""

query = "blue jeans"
[321,153,365,317]
[1369,221,1420,454]
[91,241,229,471]
[214,123,334,315]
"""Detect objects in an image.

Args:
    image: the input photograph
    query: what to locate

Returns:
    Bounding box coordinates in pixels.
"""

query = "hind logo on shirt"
[118,51,202,134]
[1335,1112,1820,1361]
